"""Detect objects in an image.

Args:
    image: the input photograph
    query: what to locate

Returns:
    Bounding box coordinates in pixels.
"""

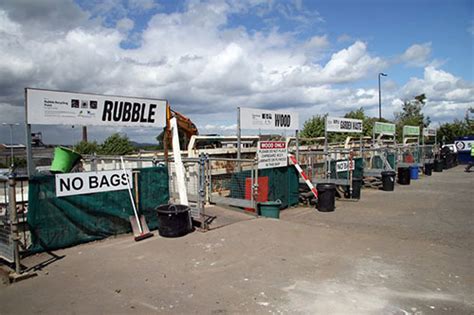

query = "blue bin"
[409,166,419,180]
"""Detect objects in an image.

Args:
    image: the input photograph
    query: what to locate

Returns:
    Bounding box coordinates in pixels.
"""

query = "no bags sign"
[55,170,132,197]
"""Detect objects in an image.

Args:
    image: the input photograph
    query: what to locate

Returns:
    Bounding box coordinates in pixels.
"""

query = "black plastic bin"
[156,204,193,238]
[344,178,363,199]
[397,167,411,185]
[381,171,396,191]
[424,163,433,176]
[434,159,443,172]
[316,183,336,212]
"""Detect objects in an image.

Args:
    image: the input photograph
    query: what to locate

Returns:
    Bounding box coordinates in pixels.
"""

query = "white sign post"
[237,106,299,163]
[24,88,168,177]
[240,107,299,131]
[326,116,363,133]
[257,141,288,169]
[324,116,363,179]
[26,88,167,127]
[55,170,132,197]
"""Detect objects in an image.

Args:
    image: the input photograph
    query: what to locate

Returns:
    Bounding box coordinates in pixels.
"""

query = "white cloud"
[337,34,351,43]
[116,17,134,32]
[0,0,89,35]
[400,42,432,67]
[395,66,473,121]
[0,1,472,144]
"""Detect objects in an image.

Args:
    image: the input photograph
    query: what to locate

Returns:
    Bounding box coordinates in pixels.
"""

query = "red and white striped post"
[288,154,318,199]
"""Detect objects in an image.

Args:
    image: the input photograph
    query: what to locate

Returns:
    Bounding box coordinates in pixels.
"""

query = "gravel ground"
[0,166,472,314]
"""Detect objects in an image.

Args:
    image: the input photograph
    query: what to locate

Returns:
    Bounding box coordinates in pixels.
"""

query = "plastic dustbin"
[259,200,282,219]
[50,147,82,173]
[409,166,419,180]
[156,204,193,238]
[397,167,411,185]
[424,163,433,176]
[316,183,336,212]
[345,178,362,199]
[434,159,443,172]
[381,171,396,191]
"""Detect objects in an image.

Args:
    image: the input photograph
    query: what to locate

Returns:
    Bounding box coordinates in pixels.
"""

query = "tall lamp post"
[378,72,388,121]
[2,123,20,170]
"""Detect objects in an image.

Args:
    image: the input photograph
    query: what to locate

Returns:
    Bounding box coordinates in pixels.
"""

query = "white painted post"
[170,117,188,205]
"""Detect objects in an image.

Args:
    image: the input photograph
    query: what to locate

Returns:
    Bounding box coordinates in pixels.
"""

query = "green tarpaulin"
[27,166,169,253]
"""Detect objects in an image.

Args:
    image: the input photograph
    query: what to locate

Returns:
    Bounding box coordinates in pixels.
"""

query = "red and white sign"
[257,141,288,169]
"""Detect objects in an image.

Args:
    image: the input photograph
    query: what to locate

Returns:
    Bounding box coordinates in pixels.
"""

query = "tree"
[99,133,135,155]
[394,93,431,141]
[300,114,326,138]
[437,110,473,144]
[74,140,100,155]
[343,107,389,138]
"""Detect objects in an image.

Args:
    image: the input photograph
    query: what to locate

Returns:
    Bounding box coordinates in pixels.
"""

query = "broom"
[121,157,153,241]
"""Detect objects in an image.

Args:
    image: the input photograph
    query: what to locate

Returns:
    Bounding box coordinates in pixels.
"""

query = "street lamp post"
[378,72,388,121]
[2,123,20,170]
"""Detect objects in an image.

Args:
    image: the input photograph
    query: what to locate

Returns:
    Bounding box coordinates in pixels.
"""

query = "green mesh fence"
[27,166,169,253]
[230,166,299,209]
[371,153,396,169]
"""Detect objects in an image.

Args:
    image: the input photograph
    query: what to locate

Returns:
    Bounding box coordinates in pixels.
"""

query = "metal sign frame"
[324,116,364,181]
[237,107,300,163]
[372,122,396,145]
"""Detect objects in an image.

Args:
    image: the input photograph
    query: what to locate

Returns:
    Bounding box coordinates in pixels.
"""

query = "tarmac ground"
[0,166,473,314]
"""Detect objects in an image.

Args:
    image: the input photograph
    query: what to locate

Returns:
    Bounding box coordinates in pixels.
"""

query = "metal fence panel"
[0,179,14,262]
[208,158,257,210]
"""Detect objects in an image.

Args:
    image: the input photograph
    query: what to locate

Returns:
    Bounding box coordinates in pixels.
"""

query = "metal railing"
[207,157,258,211]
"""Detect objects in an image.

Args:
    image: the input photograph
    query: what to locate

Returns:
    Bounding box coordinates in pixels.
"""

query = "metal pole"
[8,173,20,274]
[324,119,328,180]
[199,153,207,230]
[378,73,387,121]
[295,130,299,161]
[24,89,34,177]
[9,125,13,169]
[378,74,381,121]
[82,126,88,142]
[237,107,241,160]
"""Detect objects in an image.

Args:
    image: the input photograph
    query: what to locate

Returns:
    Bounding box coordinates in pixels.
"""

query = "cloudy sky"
[0,0,473,145]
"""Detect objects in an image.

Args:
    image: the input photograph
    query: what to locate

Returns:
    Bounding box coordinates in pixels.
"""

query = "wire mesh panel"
[361,147,397,177]
[0,179,14,262]
[208,158,257,210]
[168,158,202,219]
[298,151,326,183]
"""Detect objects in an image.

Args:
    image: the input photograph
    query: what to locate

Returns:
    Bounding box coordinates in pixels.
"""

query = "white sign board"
[55,170,132,197]
[403,125,420,136]
[455,140,474,152]
[374,122,396,136]
[240,107,299,130]
[336,160,355,172]
[257,141,288,169]
[423,128,437,137]
[26,88,167,128]
[326,116,363,133]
